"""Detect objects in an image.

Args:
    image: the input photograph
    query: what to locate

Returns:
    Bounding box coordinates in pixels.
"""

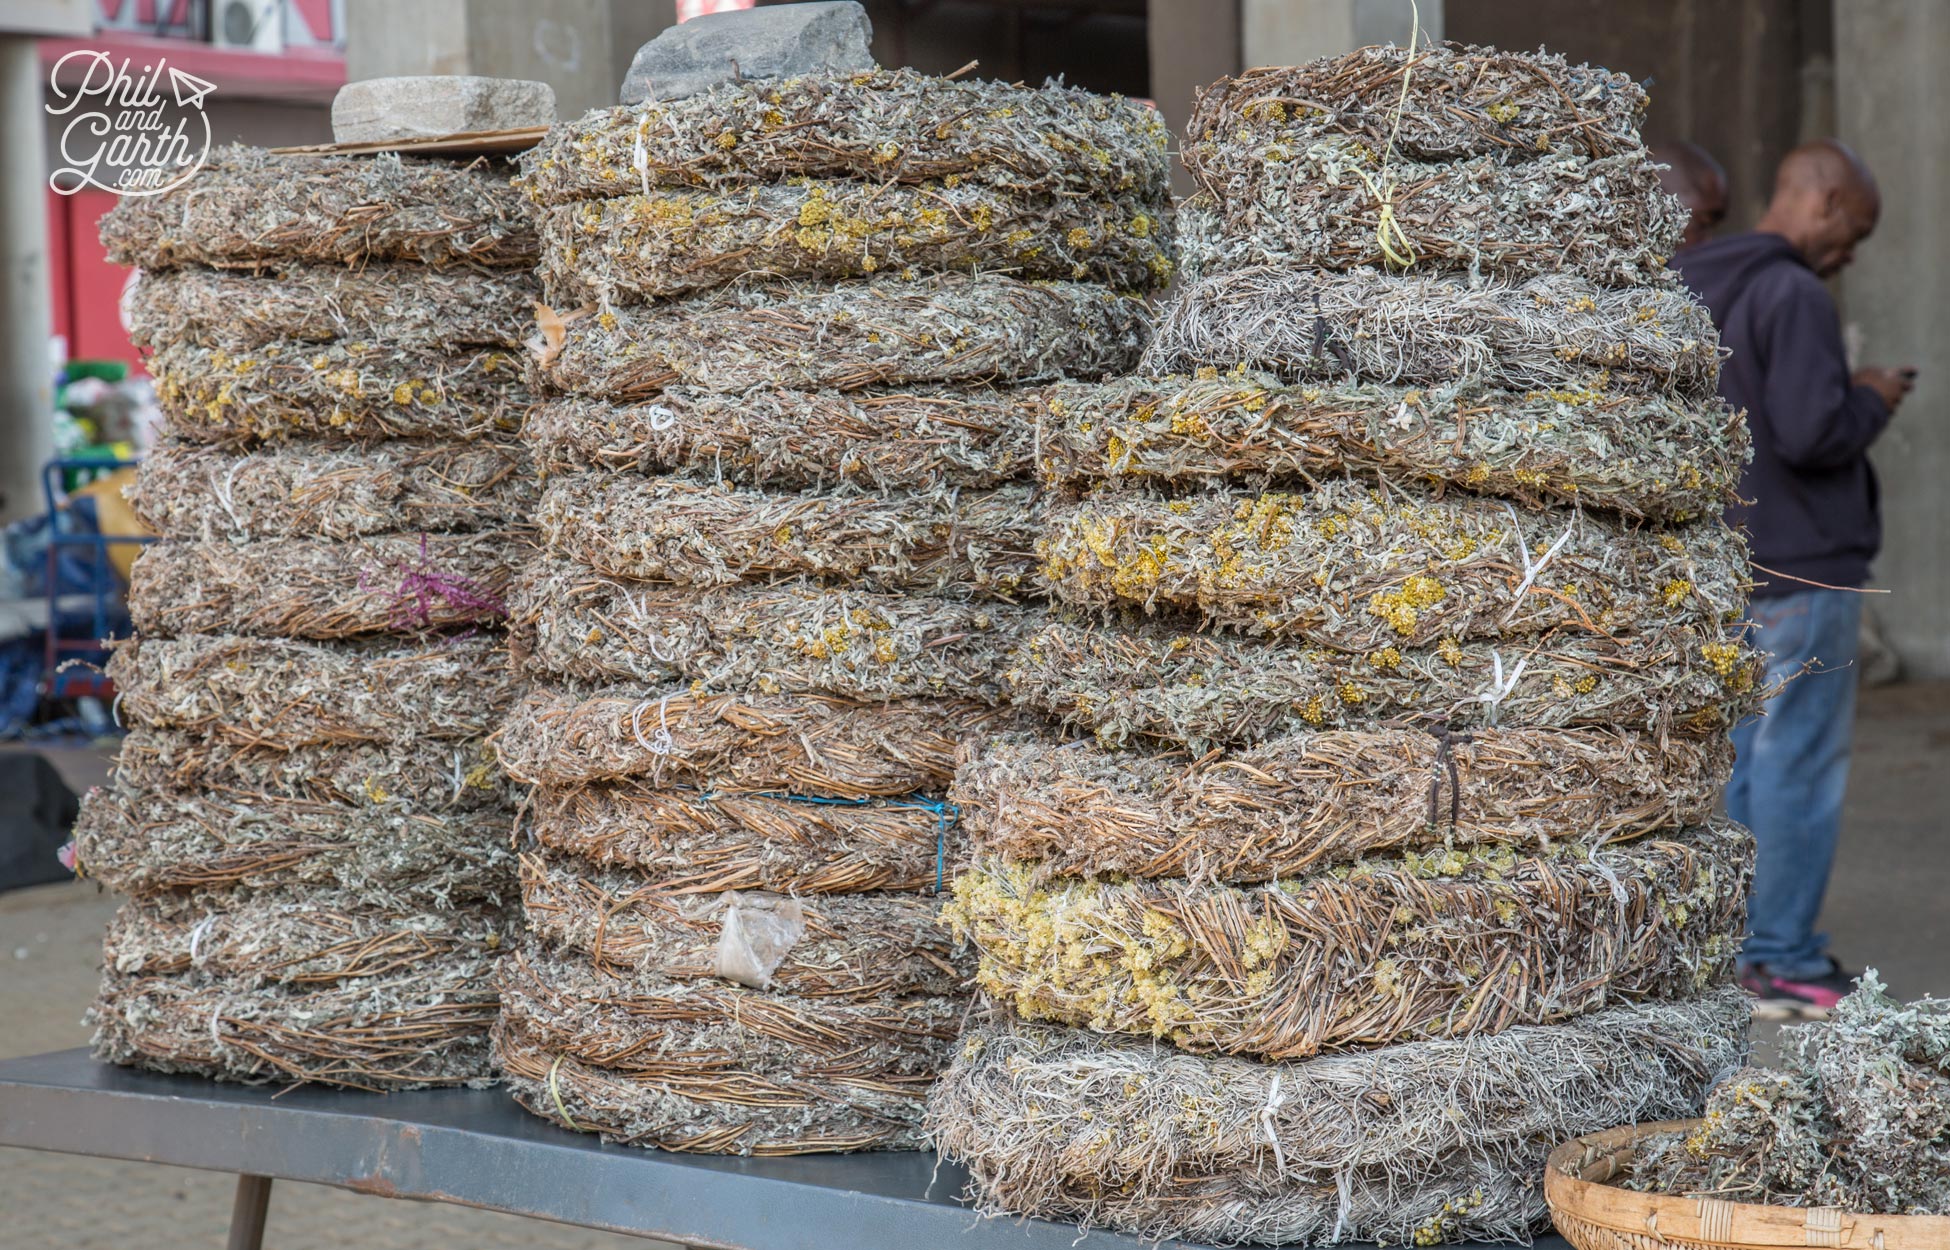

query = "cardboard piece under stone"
[332,76,556,144]
[621,1,875,103]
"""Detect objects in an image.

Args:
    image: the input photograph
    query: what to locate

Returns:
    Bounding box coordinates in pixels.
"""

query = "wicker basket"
[1545,1120,1950,1249]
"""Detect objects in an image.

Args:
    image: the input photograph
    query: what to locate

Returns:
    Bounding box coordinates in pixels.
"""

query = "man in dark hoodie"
[1674,140,1915,1018]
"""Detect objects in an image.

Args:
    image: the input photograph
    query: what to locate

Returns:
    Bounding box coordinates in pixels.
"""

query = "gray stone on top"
[621,1,875,104]
[332,76,558,144]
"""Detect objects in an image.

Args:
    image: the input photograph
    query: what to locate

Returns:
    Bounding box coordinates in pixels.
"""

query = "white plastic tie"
[1501,502,1578,624]
[1257,1073,1288,1176]
[629,695,674,756]
[646,403,677,432]
[632,114,651,197]
[187,914,218,963]
[1472,649,1529,727]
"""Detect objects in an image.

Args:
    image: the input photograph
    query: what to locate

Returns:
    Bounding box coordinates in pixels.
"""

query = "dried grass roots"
[1142,266,1719,402]
[109,634,517,746]
[90,962,499,1090]
[1036,373,1746,522]
[524,387,1037,492]
[954,726,1733,885]
[101,145,537,270]
[494,685,1019,793]
[1183,46,1650,183]
[538,474,1038,596]
[150,340,531,445]
[520,852,964,998]
[538,180,1169,306]
[532,274,1148,400]
[1036,484,1747,648]
[528,783,955,894]
[130,439,537,541]
[1009,612,1760,750]
[945,821,1751,1060]
[928,990,1749,1247]
[75,783,514,906]
[127,265,537,352]
[522,68,1170,203]
[127,532,525,640]
[495,946,958,1154]
[508,561,1038,698]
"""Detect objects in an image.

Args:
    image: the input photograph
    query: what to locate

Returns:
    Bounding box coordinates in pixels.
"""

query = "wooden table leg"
[225,1174,273,1250]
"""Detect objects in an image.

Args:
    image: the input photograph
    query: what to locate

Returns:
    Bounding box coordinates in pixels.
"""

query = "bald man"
[1654,140,1729,249]
[1673,140,1915,1019]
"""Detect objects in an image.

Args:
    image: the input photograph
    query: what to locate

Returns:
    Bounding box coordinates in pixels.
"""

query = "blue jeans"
[1724,589,1863,979]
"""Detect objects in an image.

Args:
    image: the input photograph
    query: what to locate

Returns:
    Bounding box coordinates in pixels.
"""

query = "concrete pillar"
[1242,0,1443,68]
[347,0,672,118]
[0,36,57,522]
[1836,2,1950,677]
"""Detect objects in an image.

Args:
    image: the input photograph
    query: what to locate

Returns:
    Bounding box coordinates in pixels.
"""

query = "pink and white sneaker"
[1738,958,1859,1020]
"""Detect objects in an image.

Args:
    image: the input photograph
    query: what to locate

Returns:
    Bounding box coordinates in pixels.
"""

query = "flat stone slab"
[622,0,875,103]
[333,76,557,144]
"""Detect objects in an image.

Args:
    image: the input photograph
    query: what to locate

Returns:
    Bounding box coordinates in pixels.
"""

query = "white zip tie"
[110,690,125,729]
[1501,502,1578,624]
[449,750,465,802]
[188,914,218,963]
[1257,1073,1288,1176]
[214,458,246,533]
[646,403,677,432]
[629,695,674,756]
[632,113,651,197]
[1472,649,1529,727]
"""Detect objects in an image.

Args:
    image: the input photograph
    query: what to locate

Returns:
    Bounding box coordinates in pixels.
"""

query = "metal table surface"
[0,1048,1573,1250]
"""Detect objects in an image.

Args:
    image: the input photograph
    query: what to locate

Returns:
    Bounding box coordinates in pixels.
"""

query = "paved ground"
[2,683,1946,1247]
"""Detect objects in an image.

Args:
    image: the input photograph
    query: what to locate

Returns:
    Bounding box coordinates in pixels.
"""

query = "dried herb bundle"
[1629,972,1950,1214]
[75,784,514,906]
[113,728,508,812]
[1036,373,1746,522]
[929,990,1746,1247]
[495,952,956,1153]
[539,180,1168,307]
[1142,265,1718,401]
[509,559,1038,697]
[109,634,516,746]
[1009,610,1760,749]
[946,821,1750,1060]
[151,341,530,445]
[128,531,525,639]
[128,264,537,351]
[100,145,536,270]
[1184,46,1648,189]
[524,387,1037,491]
[529,782,951,893]
[520,853,963,997]
[534,273,1146,399]
[1038,484,1746,647]
[130,439,536,541]
[1180,147,1680,286]
[522,68,1169,203]
[90,964,498,1090]
[495,684,1017,792]
[101,890,515,985]
[539,475,1037,595]
[954,726,1731,885]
